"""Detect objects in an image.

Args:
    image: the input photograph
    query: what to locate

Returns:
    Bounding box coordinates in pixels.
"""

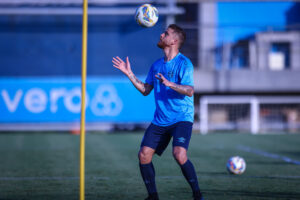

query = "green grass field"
[0,132,300,200]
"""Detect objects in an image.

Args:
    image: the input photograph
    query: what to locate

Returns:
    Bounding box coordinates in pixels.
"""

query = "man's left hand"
[155,73,172,87]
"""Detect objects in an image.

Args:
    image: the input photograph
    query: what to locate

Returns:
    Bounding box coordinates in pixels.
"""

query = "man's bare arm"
[112,56,153,96]
[155,73,194,97]
[168,82,194,97]
[128,72,153,96]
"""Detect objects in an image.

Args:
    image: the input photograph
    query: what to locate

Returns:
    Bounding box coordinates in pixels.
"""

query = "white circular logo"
[90,85,123,116]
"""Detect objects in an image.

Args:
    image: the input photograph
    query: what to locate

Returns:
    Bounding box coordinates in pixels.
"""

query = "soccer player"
[112,24,203,200]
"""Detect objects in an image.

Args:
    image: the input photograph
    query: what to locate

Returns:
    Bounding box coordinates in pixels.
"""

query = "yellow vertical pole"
[80,0,88,200]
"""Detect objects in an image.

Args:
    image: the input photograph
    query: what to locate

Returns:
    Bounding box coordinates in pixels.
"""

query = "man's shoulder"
[177,53,193,68]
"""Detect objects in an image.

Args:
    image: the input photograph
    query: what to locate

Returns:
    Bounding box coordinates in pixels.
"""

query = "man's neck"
[163,47,179,62]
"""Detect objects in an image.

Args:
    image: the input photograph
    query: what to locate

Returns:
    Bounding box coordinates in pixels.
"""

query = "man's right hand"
[112,56,132,77]
[112,56,153,96]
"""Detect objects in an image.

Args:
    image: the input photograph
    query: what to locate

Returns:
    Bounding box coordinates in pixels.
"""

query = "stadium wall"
[0,15,164,76]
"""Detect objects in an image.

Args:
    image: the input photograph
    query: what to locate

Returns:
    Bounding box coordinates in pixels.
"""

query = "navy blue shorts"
[140,121,193,156]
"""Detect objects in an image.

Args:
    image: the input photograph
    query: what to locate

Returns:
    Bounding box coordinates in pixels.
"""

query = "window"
[269,42,290,70]
[230,41,249,69]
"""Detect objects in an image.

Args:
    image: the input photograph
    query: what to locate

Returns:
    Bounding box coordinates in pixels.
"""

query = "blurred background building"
[0,0,299,133]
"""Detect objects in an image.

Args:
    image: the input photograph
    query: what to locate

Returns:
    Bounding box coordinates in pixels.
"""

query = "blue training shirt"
[145,52,194,126]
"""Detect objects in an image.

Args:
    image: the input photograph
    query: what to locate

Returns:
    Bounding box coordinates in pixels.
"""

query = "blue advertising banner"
[0,77,155,123]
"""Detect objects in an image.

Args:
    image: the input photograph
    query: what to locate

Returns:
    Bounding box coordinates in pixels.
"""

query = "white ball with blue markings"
[135,4,159,28]
[226,156,246,175]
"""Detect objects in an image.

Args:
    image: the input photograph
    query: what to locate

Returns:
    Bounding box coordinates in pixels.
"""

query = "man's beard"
[157,40,164,49]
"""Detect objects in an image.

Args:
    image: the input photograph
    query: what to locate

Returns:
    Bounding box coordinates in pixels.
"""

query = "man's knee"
[138,146,155,164]
[173,147,188,165]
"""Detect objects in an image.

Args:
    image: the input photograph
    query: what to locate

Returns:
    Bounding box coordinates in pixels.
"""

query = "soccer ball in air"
[135,4,159,28]
[226,156,246,175]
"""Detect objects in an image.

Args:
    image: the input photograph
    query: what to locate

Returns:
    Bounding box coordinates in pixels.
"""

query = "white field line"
[237,145,300,165]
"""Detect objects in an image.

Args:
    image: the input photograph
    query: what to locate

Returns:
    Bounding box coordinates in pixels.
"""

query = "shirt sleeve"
[179,60,194,87]
[145,64,154,86]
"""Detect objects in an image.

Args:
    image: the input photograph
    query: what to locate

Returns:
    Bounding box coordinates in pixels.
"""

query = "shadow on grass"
[203,189,300,199]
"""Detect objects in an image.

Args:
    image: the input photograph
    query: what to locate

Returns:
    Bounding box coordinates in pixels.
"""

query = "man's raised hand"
[112,56,132,76]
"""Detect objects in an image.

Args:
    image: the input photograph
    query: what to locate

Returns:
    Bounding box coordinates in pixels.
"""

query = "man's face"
[157,28,177,49]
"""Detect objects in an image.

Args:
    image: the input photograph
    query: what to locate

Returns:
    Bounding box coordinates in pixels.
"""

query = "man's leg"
[171,122,203,200]
[139,123,171,200]
[173,147,203,199]
[138,146,158,200]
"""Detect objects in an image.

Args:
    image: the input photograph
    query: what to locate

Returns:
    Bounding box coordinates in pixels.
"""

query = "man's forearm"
[169,82,194,97]
[128,73,152,96]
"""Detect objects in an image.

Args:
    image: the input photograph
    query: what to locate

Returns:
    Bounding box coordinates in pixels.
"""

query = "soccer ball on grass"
[135,4,159,28]
[226,156,246,175]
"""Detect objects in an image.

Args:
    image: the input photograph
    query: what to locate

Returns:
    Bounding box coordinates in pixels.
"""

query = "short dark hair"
[168,24,186,49]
